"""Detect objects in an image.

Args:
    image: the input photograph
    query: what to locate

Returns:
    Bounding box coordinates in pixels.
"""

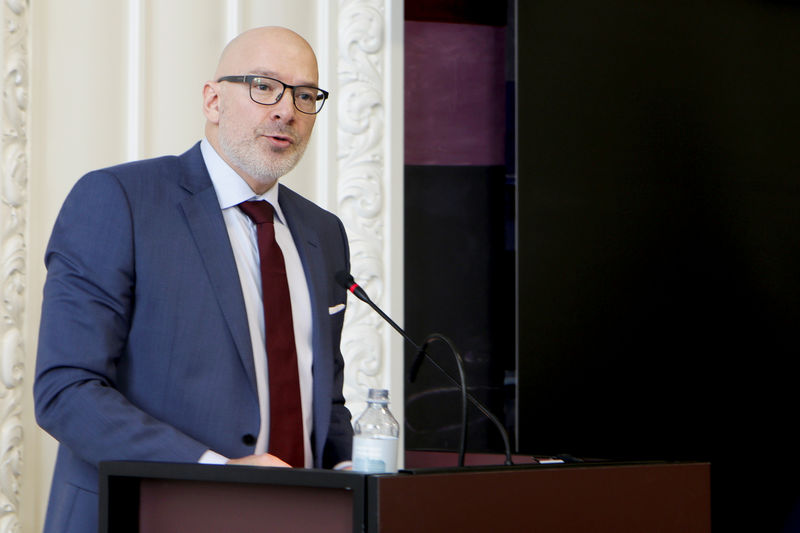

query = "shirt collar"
[200,138,286,225]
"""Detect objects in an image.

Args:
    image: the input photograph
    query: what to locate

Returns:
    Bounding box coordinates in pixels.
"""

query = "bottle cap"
[367,388,390,402]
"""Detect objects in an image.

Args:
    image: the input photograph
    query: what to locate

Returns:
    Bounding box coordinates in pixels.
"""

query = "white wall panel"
[141,0,225,158]
[33,1,129,180]
[241,0,319,49]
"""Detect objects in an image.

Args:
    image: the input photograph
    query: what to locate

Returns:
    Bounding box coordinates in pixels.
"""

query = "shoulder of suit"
[95,153,183,180]
[278,183,341,222]
[78,143,203,190]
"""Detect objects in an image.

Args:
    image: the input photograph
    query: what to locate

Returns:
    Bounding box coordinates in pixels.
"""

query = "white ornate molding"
[336,0,388,413]
[0,0,27,531]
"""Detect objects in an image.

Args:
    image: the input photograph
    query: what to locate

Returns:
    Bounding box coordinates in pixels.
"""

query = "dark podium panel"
[100,460,709,533]
[100,462,365,533]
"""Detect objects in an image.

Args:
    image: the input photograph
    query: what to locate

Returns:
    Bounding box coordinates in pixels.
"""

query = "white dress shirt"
[199,139,314,467]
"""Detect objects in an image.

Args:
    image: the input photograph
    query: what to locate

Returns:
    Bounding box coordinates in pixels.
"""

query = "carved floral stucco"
[337,0,388,415]
[0,0,28,531]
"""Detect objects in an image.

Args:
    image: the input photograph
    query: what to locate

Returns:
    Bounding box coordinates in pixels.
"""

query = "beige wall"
[18,1,403,531]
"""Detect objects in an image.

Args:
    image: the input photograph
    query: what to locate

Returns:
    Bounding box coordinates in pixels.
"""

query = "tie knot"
[238,200,275,225]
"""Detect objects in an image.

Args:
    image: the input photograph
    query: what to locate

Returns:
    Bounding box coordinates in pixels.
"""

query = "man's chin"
[247,160,299,191]
[221,142,304,191]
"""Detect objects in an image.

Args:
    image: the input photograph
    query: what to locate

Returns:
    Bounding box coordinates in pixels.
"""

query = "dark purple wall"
[405,21,506,166]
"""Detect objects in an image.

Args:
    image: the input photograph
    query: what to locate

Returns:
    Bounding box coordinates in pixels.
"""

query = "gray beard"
[219,133,307,188]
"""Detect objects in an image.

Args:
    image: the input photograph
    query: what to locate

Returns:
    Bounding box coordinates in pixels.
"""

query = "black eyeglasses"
[217,75,329,115]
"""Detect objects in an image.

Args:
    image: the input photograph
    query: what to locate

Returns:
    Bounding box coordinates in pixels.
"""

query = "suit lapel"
[279,187,334,463]
[177,145,258,396]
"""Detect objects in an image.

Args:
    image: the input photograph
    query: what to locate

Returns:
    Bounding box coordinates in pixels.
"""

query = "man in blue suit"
[34,26,353,532]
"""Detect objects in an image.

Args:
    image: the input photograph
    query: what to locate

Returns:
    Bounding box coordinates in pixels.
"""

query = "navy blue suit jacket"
[34,143,353,533]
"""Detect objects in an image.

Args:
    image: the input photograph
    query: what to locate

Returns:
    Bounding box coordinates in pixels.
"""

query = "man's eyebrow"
[250,69,277,77]
[249,70,319,87]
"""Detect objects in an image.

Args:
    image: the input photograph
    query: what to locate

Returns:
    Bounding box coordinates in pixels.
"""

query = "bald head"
[213,26,318,84]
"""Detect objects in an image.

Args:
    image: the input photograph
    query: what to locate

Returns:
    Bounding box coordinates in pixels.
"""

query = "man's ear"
[202,81,221,123]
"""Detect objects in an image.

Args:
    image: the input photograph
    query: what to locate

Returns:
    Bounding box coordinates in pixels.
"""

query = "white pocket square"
[328,303,346,315]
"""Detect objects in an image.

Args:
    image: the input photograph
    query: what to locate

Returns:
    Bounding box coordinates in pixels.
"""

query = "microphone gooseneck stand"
[336,271,513,467]
[409,333,513,466]
[409,333,468,468]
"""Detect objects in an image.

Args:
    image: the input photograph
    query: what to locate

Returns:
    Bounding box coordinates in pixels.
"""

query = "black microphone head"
[335,270,372,304]
[335,271,355,290]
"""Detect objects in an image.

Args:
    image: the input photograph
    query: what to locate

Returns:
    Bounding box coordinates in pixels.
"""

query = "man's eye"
[252,78,278,92]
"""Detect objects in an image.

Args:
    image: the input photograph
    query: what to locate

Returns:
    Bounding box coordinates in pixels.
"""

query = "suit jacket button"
[242,434,256,446]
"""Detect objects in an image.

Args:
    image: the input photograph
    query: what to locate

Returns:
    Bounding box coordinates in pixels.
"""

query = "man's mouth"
[264,134,293,148]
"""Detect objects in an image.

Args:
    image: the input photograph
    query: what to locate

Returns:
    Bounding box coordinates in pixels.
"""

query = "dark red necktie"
[238,200,305,468]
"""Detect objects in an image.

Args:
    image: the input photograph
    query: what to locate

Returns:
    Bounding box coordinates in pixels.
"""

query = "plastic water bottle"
[352,388,400,473]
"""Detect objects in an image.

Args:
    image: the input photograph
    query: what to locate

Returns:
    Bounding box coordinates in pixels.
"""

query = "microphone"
[336,271,513,467]
[335,271,370,304]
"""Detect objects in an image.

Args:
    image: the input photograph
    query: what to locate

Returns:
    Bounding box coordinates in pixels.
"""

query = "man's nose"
[269,90,296,121]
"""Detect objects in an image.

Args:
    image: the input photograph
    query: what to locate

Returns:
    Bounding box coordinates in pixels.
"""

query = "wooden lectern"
[99,459,710,532]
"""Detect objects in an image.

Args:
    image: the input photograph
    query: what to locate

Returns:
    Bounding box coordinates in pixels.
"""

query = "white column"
[333,0,404,455]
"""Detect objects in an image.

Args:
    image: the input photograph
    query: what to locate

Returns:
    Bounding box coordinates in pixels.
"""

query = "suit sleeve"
[34,171,209,466]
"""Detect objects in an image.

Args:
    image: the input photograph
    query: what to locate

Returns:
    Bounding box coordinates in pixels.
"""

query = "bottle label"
[352,435,398,473]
